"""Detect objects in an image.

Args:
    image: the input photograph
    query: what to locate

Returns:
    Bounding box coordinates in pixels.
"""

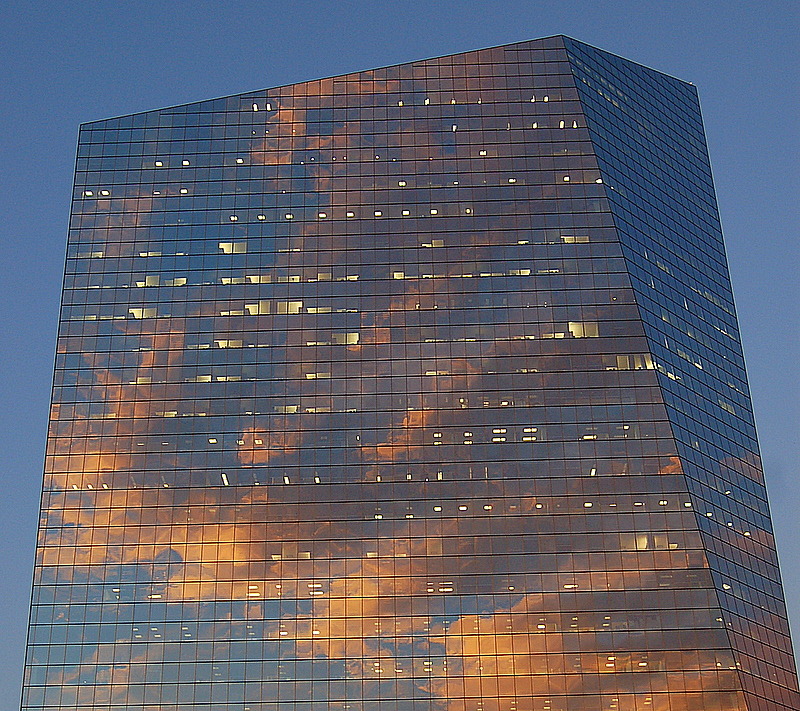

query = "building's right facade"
[23,35,798,711]
[557,38,800,710]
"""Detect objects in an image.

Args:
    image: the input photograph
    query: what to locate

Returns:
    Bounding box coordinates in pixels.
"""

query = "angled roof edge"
[81,34,689,127]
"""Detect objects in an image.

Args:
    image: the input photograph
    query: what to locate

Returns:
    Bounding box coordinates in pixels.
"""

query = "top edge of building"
[80,35,693,127]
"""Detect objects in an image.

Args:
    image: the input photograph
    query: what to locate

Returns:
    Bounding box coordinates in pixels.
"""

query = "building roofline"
[81,34,691,127]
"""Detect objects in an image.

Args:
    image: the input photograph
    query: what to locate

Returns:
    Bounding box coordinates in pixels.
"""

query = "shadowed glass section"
[20,35,797,711]
[564,35,800,710]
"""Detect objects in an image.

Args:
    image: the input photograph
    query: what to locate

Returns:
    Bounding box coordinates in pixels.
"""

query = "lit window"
[346,211,355,217]
[374,211,382,217]
[83,190,93,196]
[479,150,487,156]
[252,103,259,111]
[219,242,247,254]
[154,161,163,167]
[257,214,266,220]
[285,213,294,220]
[430,209,438,215]
[563,175,570,182]
[236,158,244,164]
[229,215,238,221]
[569,321,598,338]
[401,210,410,216]
[531,122,538,128]
[398,180,407,187]
[180,188,188,194]
[318,212,327,218]
[182,160,190,166]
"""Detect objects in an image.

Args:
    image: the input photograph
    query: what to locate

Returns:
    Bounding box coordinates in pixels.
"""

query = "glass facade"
[22,35,798,710]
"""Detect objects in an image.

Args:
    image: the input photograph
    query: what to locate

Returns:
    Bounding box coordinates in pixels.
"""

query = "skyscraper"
[22,33,798,710]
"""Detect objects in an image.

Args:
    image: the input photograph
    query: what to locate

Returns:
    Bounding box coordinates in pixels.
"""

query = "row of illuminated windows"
[61,280,631,299]
[44,398,666,423]
[33,549,701,577]
[72,159,605,187]
[74,160,604,185]
[42,444,686,483]
[33,532,698,558]
[75,174,606,204]
[47,417,668,442]
[45,427,674,459]
[22,664,743,694]
[60,291,632,314]
[39,469,693,506]
[22,645,735,671]
[64,217,619,247]
[77,135,602,165]
[80,97,591,140]
[62,274,629,295]
[48,396,667,421]
[37,488,695,518]
[75,134,595,167]
[87,81,579,115]
[65,223,617,243]
[65,245,618,266]
[78,109,594,147]
[47,391,668,417]
[62,283,633,303]
[72,294,630,316]
[47,397,665,425]
[72,197,607,223]
[21,687,748,707]
[67,211,617,237]
[28,572,720,610]
[27,598,728,628]
[64,243,620,265]
[53,352,653,375]
[73,144,600,177]
[77,113,593,148]
[69,202,611,231]
[18,693,751,711]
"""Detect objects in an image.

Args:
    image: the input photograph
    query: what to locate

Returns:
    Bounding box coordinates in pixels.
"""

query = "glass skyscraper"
[22,35,798,710]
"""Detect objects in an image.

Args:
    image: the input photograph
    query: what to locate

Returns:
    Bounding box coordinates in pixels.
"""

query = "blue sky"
[1,0,797,701]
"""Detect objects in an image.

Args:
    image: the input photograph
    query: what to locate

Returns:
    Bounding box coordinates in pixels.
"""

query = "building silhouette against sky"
[22,36,798,710]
